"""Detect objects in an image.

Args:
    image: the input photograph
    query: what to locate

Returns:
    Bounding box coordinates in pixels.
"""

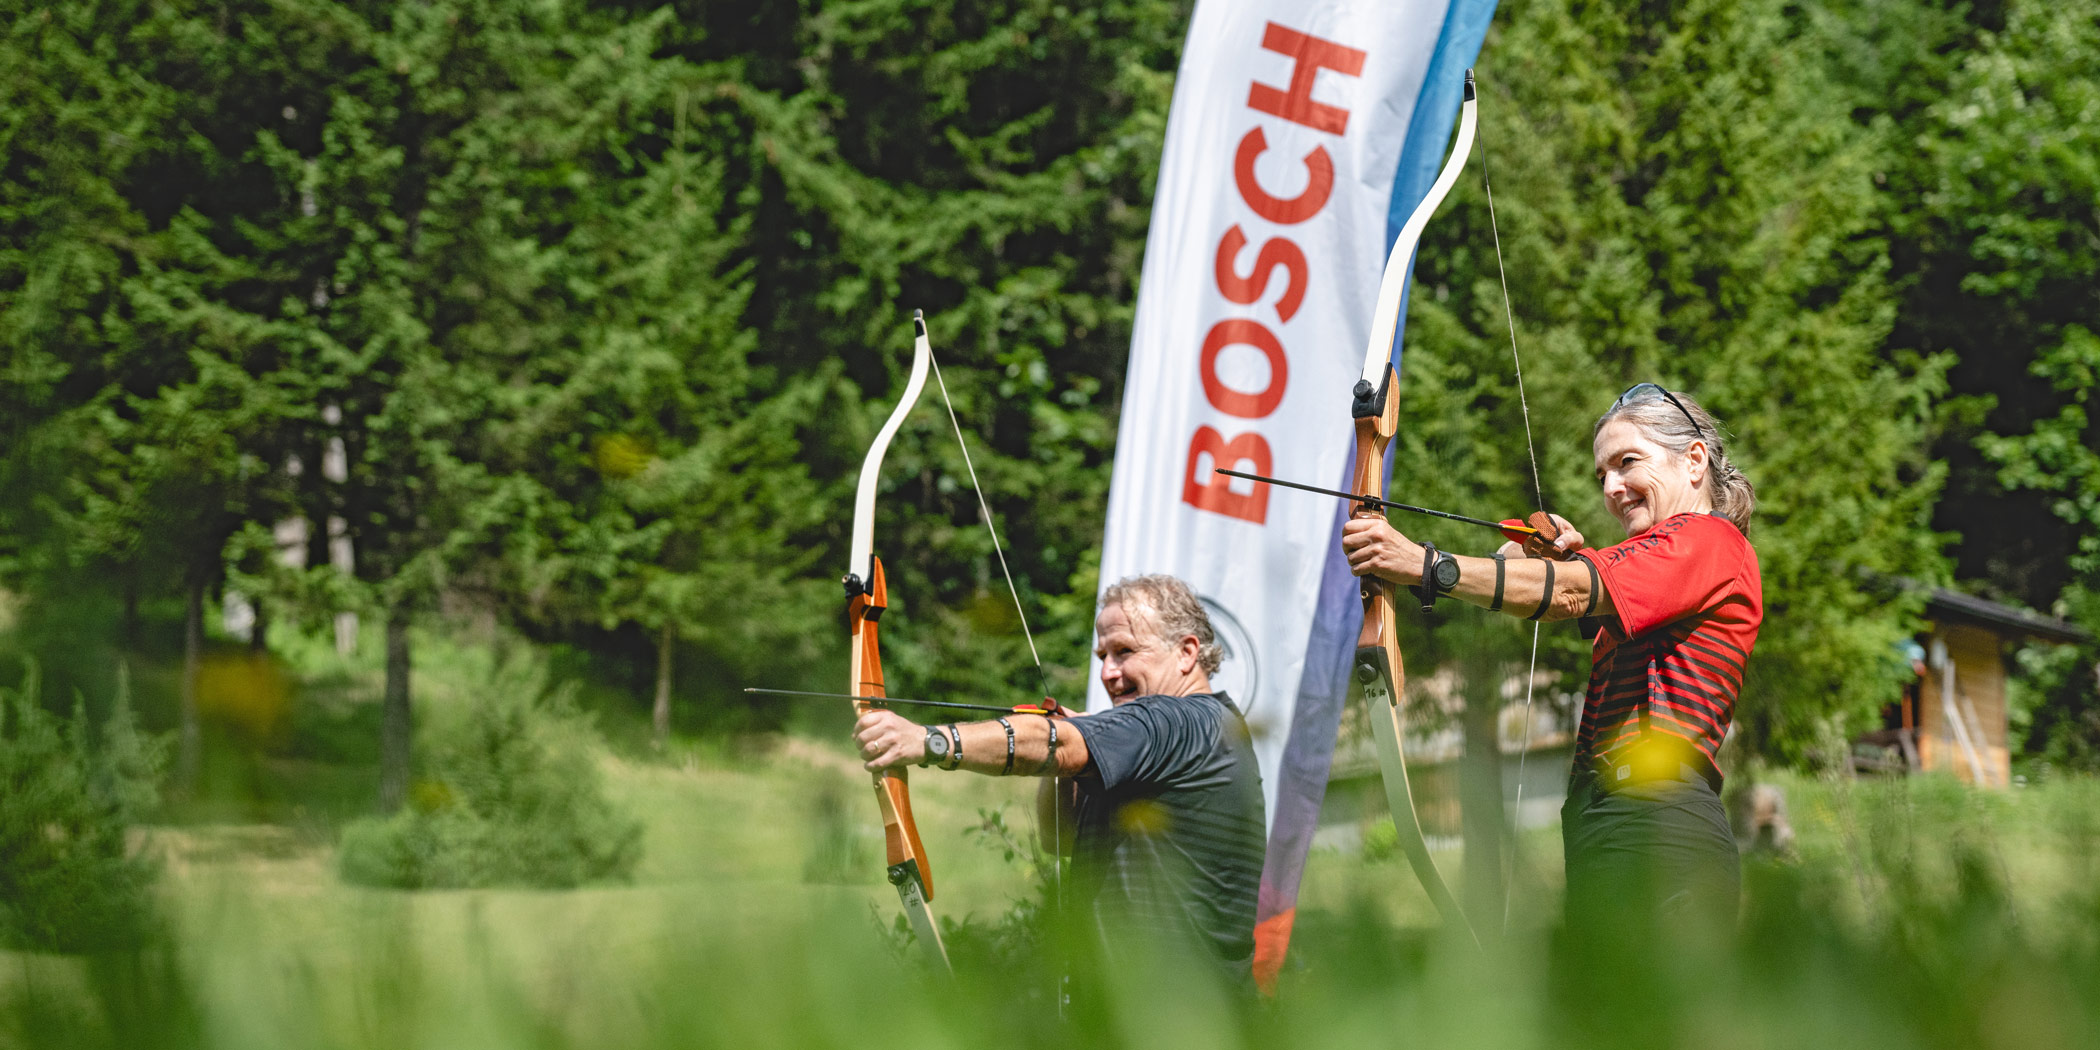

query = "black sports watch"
[1418,542,1461,612]
[1432,548,1461,591]
[921,726,952,768]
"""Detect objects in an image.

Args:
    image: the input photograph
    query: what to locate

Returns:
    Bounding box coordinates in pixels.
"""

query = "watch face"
[1435,555,1461,589]
[926,729,949,759]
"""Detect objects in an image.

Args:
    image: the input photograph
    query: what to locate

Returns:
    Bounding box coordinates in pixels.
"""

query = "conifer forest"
[3,0,2099,1047]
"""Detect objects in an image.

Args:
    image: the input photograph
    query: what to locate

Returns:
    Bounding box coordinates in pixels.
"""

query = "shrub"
[337,673,642,889]
[0,660,166,951]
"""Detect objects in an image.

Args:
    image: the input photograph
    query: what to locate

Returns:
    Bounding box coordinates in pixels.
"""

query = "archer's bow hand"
[854,709,926,771]
[1341,516,1425,584]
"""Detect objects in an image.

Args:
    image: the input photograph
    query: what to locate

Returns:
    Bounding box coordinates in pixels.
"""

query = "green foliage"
[1889,0,2100,616]
[1883,0,2100,760]
[2009,636,2100,774]
[719,0,1190,709]
[0,0,2095,795]
[1397,0,1948,758]
[338,668,641,889]
[12,752,2100,1049]
[0,660,165,952]
[1980,327,2100,583]
[944,804,1062,987]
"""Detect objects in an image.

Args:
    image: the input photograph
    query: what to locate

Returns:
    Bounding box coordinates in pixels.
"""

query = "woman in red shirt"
[1340,383,1760,938]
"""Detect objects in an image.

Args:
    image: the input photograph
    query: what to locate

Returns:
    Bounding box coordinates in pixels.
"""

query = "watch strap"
[1419,541,1440,612]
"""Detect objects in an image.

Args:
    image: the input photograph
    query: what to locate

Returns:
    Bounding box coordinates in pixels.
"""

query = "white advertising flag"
[1090,0,1498,985]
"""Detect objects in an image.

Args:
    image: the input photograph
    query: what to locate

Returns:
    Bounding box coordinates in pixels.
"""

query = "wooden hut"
[1859,588,2091,786]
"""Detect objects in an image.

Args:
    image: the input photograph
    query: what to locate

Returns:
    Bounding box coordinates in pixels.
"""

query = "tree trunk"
[250,597,270,654]
[379,608,413,812]
[653,621,674,749]
[1458,630,1508,934]
[176,576,204,794]
[121,571,141,651]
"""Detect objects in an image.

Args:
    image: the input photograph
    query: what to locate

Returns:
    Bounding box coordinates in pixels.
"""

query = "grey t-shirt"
[1070,691,1266,979]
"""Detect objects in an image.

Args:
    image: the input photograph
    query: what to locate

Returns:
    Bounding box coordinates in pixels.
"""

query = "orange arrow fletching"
[1499,518,1541,544]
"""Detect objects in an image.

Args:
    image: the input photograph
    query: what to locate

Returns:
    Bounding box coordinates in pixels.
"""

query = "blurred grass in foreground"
[5,745,2100,1048]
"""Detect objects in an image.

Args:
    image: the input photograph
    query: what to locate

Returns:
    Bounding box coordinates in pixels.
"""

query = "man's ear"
[1180,634,1203,674]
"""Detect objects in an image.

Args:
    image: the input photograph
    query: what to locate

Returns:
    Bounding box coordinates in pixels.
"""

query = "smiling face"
[1094,599,1207,704]
[1594,418,1712,535]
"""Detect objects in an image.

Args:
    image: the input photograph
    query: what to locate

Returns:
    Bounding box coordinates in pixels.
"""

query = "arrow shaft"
[745,687,1036,715]
[1214,468,1538,535]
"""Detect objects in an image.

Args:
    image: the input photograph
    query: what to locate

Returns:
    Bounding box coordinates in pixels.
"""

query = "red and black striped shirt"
[1571,513,1762,779]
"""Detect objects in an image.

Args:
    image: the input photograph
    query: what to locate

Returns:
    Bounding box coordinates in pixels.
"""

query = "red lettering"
[1179,23,1361,522]
[1183,426,1273,523]
[1248,23,1367,136]
[1233,128,1333,225]
[1214,225,1307,322]
[1200,319,1289,418]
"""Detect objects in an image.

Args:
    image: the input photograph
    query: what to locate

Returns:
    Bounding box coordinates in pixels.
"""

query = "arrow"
[745,687,1060,716]
[1214,468,1541,538]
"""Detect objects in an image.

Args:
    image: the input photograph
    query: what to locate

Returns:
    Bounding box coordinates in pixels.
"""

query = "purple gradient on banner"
[1254,444,1362,925]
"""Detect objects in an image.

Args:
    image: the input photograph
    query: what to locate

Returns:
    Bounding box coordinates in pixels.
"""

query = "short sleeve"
[1582,514,1752,638]
[1074,696,1213,792]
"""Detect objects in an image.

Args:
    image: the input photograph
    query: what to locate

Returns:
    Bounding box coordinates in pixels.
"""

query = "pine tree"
[688,0,1192,705]
[1401,0,1948,760]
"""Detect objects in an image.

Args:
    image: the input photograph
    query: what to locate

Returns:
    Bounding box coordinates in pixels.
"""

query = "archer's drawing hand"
[1500,512,1583,559]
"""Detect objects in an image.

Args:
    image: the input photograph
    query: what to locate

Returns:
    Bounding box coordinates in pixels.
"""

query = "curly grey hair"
[1098,574,1224,674]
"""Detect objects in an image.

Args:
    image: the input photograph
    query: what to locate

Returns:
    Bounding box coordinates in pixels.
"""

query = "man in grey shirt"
[854,574,1267,985]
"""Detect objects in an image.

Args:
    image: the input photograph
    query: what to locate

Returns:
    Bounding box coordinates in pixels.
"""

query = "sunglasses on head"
[1613,382,1709,445]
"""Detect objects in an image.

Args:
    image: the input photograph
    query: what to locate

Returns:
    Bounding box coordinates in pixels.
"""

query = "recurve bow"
[1348,70,1482,946]
[845,313,950,971]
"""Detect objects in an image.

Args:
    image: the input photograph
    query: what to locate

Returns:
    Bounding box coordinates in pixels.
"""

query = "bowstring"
[926,353,1051,697]
[925,344,1065,1005]
[1481,133,1547,935]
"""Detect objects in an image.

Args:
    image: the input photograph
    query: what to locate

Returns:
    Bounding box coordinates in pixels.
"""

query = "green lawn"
[6,627,2100,1049]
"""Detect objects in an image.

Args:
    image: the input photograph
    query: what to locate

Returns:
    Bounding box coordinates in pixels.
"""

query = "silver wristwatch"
[921,725,952,768]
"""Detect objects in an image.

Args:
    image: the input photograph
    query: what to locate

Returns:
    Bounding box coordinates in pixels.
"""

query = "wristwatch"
[1431,548,1461,592]
[1417,541,1461,612]
[921,726,952,768]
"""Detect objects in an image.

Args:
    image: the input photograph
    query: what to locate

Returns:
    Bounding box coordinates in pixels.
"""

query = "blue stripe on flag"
[1382,0,1502,373]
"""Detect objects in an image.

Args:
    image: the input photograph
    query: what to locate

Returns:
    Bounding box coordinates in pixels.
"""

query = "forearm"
[931,714,1091,777]
[1436,552,1613,623]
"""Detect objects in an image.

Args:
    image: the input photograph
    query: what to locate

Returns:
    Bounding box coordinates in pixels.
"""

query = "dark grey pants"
[1561,763,1740,942]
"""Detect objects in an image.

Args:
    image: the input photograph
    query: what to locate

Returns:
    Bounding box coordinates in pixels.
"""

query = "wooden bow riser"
[1351,365,1476,941]
[848,554,947,961]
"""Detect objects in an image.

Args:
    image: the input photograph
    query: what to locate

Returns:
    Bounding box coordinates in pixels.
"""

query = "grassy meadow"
[6,627,2100,1050]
